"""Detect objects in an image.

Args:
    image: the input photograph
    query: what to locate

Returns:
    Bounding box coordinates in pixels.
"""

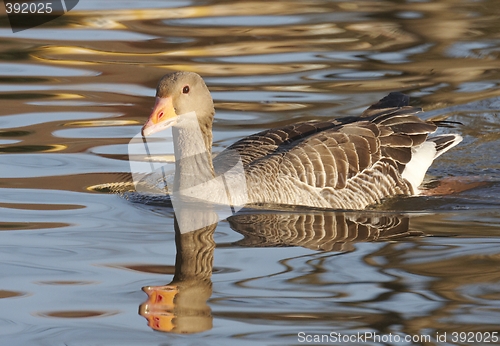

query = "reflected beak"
[139,285,178,332]
[142,96,178,137]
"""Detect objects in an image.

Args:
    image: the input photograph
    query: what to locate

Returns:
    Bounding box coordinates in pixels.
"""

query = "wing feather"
[213,92,460,209]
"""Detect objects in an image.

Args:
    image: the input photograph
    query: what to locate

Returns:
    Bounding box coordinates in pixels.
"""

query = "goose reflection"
[138,206,421,333]
[139,211,216,334]
[229,209,421,252]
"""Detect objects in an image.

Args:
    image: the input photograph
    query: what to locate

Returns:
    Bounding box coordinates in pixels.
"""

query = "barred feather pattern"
[216,93,460,209]
[229,211,420,252]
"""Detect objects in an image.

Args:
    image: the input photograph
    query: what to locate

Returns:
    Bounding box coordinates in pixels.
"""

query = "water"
[1,0,500,345]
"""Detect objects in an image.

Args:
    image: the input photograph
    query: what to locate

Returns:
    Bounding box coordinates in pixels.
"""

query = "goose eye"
[182,85,190,94]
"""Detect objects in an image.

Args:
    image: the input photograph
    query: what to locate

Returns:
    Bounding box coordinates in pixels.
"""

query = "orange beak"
[142,96,178,137]
[139,285,178,332]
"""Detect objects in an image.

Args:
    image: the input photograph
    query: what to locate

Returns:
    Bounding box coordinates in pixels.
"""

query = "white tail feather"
[402,134,462,194]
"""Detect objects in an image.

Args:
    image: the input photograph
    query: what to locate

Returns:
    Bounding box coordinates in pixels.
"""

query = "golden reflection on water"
[75,1,337,26]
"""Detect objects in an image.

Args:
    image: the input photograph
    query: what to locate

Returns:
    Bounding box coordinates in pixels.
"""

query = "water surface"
[1,0,500,345]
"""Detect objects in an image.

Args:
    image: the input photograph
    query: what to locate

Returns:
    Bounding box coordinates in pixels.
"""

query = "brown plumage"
[141,72,462,210]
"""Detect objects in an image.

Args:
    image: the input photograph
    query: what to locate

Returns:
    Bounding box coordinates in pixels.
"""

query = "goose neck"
[172,112,215,192]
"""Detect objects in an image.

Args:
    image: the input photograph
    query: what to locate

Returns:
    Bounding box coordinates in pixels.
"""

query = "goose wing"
[215,92,425,171]
[213,119,345,170]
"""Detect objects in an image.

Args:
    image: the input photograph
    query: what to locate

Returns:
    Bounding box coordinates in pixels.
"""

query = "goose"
[141,71,462,210]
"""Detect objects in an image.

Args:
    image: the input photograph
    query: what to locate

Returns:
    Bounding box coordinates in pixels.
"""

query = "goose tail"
[427,134,463,159]
[402,134,462,194]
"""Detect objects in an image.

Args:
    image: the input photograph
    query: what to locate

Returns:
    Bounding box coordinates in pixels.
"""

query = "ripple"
[396,11,424,19]
[64,120,139,127]
[103,263,176,275]
[87,181,136,194]
[0,201,84,211]
[0,221,68,231]
[0,111,119,129]
[0,139,20,145]
[0,144,65,153]
[0,64,98,77]
[0,290,27,299]
[0,154,130,178]
[89,144,133,158]
[35,281,97,286]
[456,81,498,93]
[36,310,119,319]
[76,0,189,11]
[53,126,139,139]
[26,100,135,107]
[447,40,500,59]
[212,90,334,103]
[165,15,305,27]
[0,83,153,97]
[0,29,158,41]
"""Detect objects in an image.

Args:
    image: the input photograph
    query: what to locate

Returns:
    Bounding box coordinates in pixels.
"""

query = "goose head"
[142,72,215,139]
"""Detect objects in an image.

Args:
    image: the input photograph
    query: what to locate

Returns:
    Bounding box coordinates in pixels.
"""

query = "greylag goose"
[141,71,462,210]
